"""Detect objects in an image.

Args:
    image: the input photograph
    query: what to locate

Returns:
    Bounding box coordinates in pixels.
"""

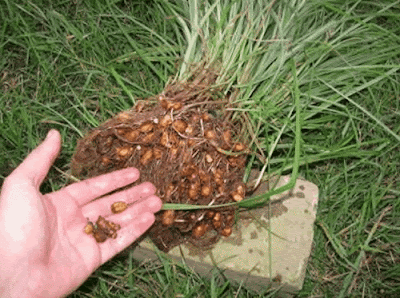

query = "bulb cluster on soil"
[71,79,249,252]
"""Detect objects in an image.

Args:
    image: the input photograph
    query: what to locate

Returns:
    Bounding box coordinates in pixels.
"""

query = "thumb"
[12,129,61,188]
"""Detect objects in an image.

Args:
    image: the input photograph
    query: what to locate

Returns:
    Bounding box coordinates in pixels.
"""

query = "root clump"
[71,77,249,252]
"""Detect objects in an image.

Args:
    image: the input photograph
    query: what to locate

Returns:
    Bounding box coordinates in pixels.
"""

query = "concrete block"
[131,175,319,295]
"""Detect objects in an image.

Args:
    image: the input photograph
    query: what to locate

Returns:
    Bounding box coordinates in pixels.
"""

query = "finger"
[57,168,141,206]
[11,129,61,188]
[99,212,155,264]
[83,194,162,223]
[81,182,158,219]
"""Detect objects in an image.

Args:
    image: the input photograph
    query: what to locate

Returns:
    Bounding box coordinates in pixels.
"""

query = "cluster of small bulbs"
[74,95,248,248]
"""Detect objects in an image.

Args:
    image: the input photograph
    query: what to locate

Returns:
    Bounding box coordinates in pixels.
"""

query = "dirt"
[71,73,249,252]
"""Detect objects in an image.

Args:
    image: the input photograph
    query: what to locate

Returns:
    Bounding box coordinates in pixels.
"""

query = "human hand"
[0,130,162,298]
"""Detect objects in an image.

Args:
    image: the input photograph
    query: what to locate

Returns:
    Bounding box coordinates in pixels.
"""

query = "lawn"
[1,0,400,297]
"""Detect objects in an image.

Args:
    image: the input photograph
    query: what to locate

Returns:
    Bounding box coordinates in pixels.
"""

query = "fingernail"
[46,129,58,140]
[126,168,139,179]
[148,196,162,211]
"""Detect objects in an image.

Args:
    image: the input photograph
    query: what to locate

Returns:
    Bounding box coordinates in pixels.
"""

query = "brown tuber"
[125,130,140,142]
[204,129,217,140]
[160,131,171,148]
[101,156,111,166]
[116,146,133,159]
[181,165,199,179]
[185,125,194,135]
[221,227,233,237]
[213,212,221,222]
[201,184,212,197]
[192,224,208,238]
[206,210,215,219]
[236,184,246,195]
[201,113,211,122]
[139,122,155,133]
[234,143,246,151]
[140,148,153,165]
[212,220,221,229]
[160,114,172,127]
[84,222,94,235]
[213,169,224,185]
[117,111,130,122]
[93,229,108,243]
[111,201,128,214]
[187,180,200,199]
[198,169,210,183]
[205,154,213,163]
[231,192,244,202]
[231,184,246,202]
[160,99,169,110]
[171,102,183,110]
[162,210,176,226]
[161,100,182,111]
[115,146,133,160]
[173,120,188,134]
[212,212,223,229]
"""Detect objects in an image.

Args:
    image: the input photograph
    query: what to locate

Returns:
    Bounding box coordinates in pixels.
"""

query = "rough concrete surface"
[131,175,319,296]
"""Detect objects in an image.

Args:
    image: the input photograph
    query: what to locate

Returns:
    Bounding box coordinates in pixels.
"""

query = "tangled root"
[71,79,249,252]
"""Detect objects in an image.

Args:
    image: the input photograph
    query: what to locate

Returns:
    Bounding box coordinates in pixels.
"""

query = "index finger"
[54,168,141,206]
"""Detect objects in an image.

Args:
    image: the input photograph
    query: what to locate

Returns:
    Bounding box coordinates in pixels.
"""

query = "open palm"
[0,130,162,298]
